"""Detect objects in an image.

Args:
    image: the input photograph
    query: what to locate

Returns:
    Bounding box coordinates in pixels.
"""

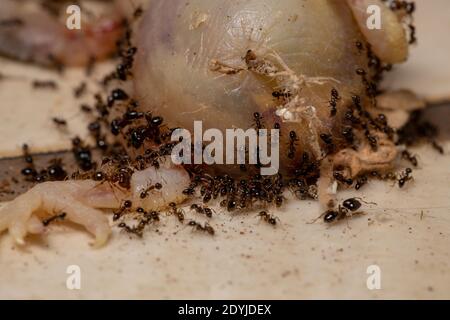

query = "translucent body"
[134,0,371,162]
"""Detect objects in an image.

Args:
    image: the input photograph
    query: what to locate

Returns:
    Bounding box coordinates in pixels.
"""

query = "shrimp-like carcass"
[0,158,190,247]
[0,0,124,66]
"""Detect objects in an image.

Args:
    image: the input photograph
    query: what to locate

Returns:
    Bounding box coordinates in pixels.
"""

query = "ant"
[188,220,215,236]
[408,24,417,45]
[133,6,144,19]
[169,202,185,223]
[182,183,197,196]
[253,112,264,130]
[190,204,213,218]
[113,200,132,221]
[365,130,378,151]
[74,82,87,98]
[42,212,67,226]
[272,89,291,100]
[401,150,418,167]
[118,222,143,237]
[328,88,340,117]
[355,175,368,190]
[312,198,370,224]
[398,168,413,188]
[257,211,279,226]
[288,131,298,159]
[341,126,354,145]
[320,133,335,153]
[80,104,92,113]
[355,40,364,53]
[107,88,129,107]
[333,172,353,186]
[432,141,444,155]
[140,182,163,199]
[52,117,67,127]
[32,80,58,90]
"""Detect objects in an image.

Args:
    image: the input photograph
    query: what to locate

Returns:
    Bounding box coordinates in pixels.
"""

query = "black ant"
[169,202,185,223]
[133,6,144,18]
[328,88,340,117]
[182,183,197,196]
[355,175,368,190]
[312,198,370,224]
[365,130,378,151]
[408,24,417,44]
[107,88,129,107]
[188,221,215,236]
[190,204,213,218]
[52,117,67,127]
[118,222,143,237]
[272,89,291,100]
[74,82,87,98]
[401,150,418,167]
[32,80,58,90]
[140,182,163,199]
[355,40,364,53]
[257,211,278,226]
[113,200,132,221]
[42,212,67,226]
[398,168,413,188]
[253,112,264,130]
[432,141,444,155]
[341,126,354,145]
[333,172,353,186]
[288,131,298,159]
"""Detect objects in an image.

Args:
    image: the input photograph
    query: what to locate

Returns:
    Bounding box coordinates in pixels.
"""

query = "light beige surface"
[0,0,449,299]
